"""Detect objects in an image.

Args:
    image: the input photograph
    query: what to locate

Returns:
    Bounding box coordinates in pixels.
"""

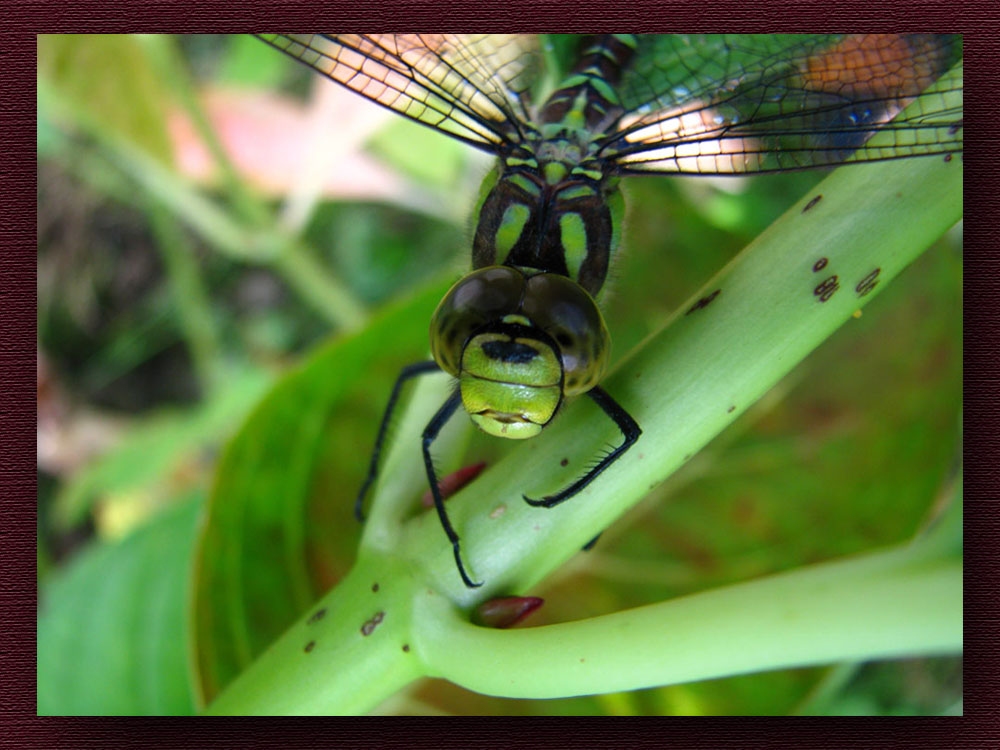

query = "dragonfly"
[258,34,963,588]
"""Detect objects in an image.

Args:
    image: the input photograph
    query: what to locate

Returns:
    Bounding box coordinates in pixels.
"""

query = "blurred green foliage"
[37,34,961,716]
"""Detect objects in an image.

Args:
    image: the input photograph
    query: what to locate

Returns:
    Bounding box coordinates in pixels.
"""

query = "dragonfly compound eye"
[521,273,610,396]
[430,266,526,376]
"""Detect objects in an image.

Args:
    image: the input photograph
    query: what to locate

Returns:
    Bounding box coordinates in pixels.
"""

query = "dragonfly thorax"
[429,265,610,439]
[472,161,624,298]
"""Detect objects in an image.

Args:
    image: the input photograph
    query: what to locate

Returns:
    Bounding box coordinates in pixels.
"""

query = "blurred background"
[37,34,962,715]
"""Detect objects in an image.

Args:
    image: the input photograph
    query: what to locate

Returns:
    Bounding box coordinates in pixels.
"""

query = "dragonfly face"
[258,34,962,588]
[430,264,611,439]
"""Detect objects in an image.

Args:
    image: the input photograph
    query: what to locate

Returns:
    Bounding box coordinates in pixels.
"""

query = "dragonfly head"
[430,266,610,440]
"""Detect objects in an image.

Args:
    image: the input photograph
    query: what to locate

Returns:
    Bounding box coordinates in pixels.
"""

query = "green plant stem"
[205,506,959,713]
[203,554,424,715]
[139,35,272,229]
[413,536,960,699]
[146,196,225,392]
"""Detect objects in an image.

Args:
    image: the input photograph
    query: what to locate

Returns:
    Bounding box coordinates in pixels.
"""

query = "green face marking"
[428,265,612,439]
[460,332,563,439]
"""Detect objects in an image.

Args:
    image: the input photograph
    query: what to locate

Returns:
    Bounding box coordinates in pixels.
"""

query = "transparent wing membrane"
[260,33,962,175]
[607,34,962,175]
[258,34,541,152]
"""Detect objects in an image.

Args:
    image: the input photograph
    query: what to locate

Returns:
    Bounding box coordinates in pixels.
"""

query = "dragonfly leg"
[356,360,442,521]
[523,386,640,509]
[422,391,483,588]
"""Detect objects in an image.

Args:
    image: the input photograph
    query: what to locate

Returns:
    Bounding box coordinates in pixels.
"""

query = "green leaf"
[38,494,202,715]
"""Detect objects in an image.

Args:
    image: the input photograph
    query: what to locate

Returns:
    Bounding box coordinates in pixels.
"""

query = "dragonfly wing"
[258,34,543,154]
[607,34,962,175]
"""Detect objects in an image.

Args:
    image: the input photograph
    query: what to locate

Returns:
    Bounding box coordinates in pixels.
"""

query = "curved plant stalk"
[414,518,961,698]
[205,70,962,714]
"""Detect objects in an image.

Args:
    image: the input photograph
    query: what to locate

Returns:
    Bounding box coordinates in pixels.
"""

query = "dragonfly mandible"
[258,34,963,588]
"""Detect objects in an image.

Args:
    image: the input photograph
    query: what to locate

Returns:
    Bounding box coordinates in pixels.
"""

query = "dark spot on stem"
[727,405,736,413]
[685,289,721,315]
[855,268,881,298]
[372,582,379,593]
[402,644,411,652]
[802,194,822,212]
[560,458,569,467]
[307,608,326,625]
[812,257,828,273]
[304,641,315,653]
[361,610,385,636]
[814,275,839,303]
[944,153,953,162]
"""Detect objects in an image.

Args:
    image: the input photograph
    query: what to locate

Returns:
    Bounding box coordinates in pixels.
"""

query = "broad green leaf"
[38,493,202,716]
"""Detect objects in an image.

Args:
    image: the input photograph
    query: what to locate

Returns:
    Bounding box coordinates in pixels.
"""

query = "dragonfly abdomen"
[539,34,638,133]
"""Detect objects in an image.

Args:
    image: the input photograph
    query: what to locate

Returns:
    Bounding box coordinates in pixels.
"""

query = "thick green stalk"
[414,534,960,698]
[204,556,424,715]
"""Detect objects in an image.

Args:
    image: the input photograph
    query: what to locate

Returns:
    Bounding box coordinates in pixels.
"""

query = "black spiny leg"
[523,386,641,508]
[422,391,483,588]
[356,360,442,521]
